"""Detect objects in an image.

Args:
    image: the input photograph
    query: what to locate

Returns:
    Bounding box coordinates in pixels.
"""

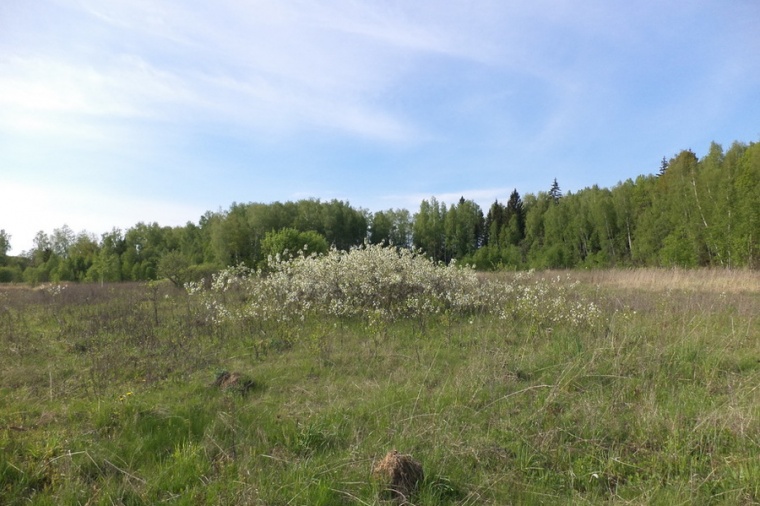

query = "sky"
[2,0,759,255]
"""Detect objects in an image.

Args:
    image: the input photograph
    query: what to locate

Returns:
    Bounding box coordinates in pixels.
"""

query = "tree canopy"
[3,140,759,284]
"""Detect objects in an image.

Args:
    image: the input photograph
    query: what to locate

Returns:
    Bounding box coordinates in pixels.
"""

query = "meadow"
[1,247,759,505]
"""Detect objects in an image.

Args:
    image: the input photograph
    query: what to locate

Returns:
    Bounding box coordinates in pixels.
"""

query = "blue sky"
[2,0,759,255]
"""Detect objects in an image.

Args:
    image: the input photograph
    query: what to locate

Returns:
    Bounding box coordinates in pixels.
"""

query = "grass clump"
[372,450,425,503]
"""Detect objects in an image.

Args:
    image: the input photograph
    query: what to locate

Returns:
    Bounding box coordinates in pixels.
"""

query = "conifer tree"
[549,178,562,203]
[505,189,526,245]
[658,156,669,176]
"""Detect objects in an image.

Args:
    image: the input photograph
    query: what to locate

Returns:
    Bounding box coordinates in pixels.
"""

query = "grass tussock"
[373,450,425,503]
[1,256,759,504]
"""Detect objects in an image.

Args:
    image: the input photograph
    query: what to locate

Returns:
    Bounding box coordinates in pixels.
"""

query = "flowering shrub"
[498,273,604,331]
[45,283,68,297]
[187,245,605,342]
[188,244,482,325]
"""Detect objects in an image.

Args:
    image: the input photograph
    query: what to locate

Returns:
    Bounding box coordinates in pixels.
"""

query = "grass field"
[1,264,759,505]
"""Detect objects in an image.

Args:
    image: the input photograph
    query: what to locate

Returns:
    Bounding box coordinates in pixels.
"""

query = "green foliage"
[369,208,412,247]
[4,139,760,285]
[413,196,446,261]
[412,196,485,263]
[259,228,328,268]
[444,197,484,261]
[157,251,192,288]
[0,266,21,283]
[0,229,10,265]
[735,142,760,267]
[549,177,563,203]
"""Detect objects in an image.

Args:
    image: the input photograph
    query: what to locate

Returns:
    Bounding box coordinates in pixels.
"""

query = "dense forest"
[1,140,758,284]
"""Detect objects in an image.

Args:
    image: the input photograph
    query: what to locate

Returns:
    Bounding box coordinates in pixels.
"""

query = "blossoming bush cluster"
[499,273,603,330]
[187,244,604,339]
[45,283,68,297]
[188,244,482,324]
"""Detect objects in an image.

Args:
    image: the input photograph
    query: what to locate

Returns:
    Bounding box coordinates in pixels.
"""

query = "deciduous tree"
[0,229,10,265]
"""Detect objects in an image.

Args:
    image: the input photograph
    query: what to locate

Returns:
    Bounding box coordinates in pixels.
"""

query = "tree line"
[1,140,758,284]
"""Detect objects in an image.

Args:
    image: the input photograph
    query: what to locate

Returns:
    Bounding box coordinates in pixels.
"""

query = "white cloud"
[6,0,652,149]
[48,0,625,142]
[2,0,759,251]
[0,53,198,153]
[4,1,445,145]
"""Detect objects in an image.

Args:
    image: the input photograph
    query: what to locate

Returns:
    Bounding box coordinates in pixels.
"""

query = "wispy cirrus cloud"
[2,0,758,254]
[4,2,454,146]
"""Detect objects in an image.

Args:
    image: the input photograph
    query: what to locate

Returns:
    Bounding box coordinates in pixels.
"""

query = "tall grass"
[550,267,760,294]
[1,255,758,504]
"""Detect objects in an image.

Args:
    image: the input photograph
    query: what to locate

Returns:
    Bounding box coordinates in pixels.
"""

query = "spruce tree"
[549,178,562,204]
[658,156,669,176]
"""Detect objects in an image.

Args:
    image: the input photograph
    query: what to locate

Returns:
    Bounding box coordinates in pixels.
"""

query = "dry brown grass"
[372,450,425,503]
[481,268,760,294]
[562,268,760,293]
[212,371,257,394]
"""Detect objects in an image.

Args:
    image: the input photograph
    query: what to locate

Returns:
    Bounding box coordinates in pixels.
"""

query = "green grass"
[1,275,759,505]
